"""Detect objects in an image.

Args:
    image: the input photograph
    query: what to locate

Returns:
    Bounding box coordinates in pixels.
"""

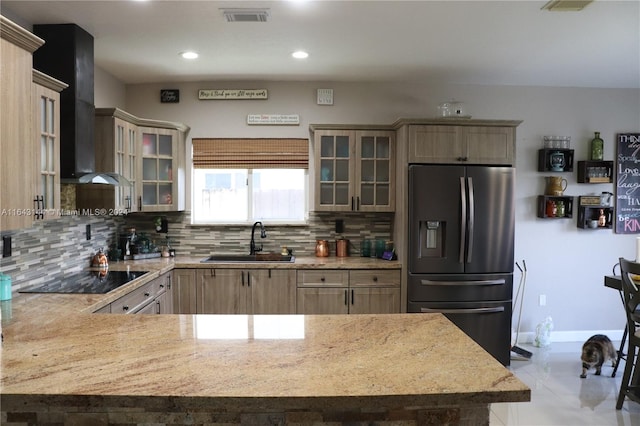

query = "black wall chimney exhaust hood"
[32,23,129,186]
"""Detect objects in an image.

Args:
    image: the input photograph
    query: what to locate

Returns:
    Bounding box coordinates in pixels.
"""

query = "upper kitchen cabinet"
[139,126,181,211]
[77,109,189,213]
[407,120,519,165]
[32,71,67,221]
[310,127,395,212]
[1,16,45,231]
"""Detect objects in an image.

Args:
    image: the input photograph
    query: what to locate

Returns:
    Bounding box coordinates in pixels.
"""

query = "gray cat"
[580,334,617,378]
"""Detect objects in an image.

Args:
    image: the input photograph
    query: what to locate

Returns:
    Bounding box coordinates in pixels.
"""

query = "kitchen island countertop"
[1,256,529,425]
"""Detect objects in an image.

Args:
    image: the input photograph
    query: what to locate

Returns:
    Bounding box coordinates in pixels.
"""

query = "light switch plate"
[317,88,333,105]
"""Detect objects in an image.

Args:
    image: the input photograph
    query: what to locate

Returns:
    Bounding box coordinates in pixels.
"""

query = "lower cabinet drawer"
[111,281,156,314]
[297,270,349,287]
[349,270,401,287]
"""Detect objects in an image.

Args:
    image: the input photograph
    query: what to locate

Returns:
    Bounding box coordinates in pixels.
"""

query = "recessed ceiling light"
[292,51,309,59]
[180,51,199,59]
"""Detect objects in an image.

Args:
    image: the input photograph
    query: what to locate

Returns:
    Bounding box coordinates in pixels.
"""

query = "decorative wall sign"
[198,89,268,100]
[317,88,334,105]
[160,89,180,103]
[247,114,300,125]
[615,132,640,233]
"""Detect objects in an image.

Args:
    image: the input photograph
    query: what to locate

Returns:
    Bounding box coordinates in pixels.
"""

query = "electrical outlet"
[335,219,344,234]
[539,294,547,306]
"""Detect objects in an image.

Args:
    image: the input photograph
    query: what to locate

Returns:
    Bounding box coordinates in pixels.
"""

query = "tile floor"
[490,341,640,425]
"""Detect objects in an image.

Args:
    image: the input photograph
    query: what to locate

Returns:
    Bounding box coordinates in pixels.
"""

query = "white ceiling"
[2,0,639,88]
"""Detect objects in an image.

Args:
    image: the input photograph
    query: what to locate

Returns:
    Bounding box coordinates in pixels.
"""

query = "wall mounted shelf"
[537,195,574,219]
[577,160,614,183]
[538,149,574,172]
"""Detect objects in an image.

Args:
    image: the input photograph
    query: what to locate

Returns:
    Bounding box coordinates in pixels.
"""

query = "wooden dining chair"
[616,257,640,409]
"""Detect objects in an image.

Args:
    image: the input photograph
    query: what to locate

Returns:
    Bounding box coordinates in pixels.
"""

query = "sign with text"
[616,132,640,233]
[198,89,268,100]
[247,114,300,125]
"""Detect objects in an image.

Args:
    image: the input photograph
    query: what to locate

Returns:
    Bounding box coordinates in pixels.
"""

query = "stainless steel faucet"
[250,221,267,255]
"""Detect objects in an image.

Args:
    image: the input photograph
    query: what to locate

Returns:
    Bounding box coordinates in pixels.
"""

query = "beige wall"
[114,77,640,339]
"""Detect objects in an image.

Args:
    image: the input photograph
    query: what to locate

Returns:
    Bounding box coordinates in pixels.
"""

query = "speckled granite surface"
[0,256,529,425]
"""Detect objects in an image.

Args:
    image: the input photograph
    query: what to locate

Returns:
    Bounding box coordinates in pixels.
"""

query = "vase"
[591,131,604,160]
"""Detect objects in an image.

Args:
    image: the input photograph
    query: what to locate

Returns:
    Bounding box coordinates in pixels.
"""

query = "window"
[192,138,308,224]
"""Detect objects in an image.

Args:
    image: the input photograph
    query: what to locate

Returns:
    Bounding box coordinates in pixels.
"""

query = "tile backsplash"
[0,211,393,291]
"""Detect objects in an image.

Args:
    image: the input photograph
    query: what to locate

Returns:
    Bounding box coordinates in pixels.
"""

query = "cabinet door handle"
[138,196,142,211]
[156,300,161,314]
[241,271,245,286]
[344,289,348,305]
[247,272,251,287]
[351,289,354,305]
[351,197,354,211]
[356,196,360,211]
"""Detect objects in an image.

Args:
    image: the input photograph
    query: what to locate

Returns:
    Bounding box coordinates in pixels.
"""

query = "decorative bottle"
[598,209,607,227]
[591,131,604,161]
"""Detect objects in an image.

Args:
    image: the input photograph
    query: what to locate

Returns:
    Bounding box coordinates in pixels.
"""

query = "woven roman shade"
[193,138,309,169]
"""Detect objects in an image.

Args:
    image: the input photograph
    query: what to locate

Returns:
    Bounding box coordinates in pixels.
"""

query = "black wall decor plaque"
[615,132,640,233]
[160,89,179,103]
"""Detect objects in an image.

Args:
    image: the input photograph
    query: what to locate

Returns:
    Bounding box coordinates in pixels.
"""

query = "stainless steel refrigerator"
[407,164,515,365]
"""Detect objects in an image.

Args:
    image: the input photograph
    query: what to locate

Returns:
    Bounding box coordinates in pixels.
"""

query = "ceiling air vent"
[222,8,270,22]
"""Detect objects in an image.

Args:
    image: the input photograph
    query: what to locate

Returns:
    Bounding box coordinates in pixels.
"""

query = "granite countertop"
[0,256,529,413]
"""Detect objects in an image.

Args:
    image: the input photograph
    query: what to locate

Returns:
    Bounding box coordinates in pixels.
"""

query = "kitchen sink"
[200,253,295,263]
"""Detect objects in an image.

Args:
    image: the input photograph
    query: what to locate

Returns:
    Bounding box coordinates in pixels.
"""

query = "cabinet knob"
[144,292,150,297]
[122,306,129,311]
[373,276,378,282]
[320,277,325,282]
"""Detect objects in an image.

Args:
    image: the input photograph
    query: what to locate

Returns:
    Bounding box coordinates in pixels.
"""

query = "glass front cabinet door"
[313,129,395,212]
[33,73,64,222]
[139,127,179,211]
[356,131,394,212]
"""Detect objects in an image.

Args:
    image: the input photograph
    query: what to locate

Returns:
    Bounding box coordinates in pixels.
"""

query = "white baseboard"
[514,329,625,344]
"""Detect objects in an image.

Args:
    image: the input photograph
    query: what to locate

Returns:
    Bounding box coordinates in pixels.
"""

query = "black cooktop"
[19,270,149,294]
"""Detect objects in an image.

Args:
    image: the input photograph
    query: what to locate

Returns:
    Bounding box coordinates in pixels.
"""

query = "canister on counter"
[375,239,385,258]
[336,239,349,257]
[0,274,12,301]
[360,239,371,257]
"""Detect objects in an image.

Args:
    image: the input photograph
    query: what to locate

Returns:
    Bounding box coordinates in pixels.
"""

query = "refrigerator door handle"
[419,279,506,286]
[420,307,505,314]
[459,176,467,263]
[467,177,475,263]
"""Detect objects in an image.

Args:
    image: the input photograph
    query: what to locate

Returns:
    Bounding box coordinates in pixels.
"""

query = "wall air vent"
[541,1,594,11]
[222,8,270,22]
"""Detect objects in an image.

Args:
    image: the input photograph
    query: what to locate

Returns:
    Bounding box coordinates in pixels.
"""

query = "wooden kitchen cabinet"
[296,269,400,314]
[110,272,170,314]
[197,269,296,314]
[296,270,350,314]
[32,71,66,221]
[172,269,197,314]
[408,124,515,165]
[311,128,395,212]
[77,108,189,213]
[1,17,44,231]
[139,126,183,212]
[77,109,139,212]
